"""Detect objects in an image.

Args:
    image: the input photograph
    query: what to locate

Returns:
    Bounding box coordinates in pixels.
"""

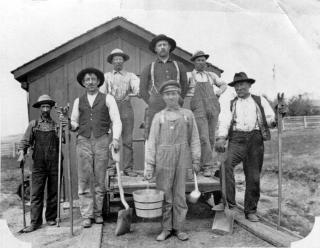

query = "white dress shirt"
[70,92,122,140]
[100,70,140,101]
[217,94,275,138]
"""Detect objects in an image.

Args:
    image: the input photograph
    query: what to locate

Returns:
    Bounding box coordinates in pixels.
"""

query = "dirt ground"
[102,200,273,248]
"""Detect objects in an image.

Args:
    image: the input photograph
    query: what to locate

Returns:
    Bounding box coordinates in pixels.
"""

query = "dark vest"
[78,92,111,138]
[230,94,271,141]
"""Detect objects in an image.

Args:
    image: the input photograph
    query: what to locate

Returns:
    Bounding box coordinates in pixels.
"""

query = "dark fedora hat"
[107,48,130,64]
[32,94,56,108]
[159,80,181,94]
[77,67,105,87]
[149,34,176,53]
[228,72,255,87]
[190,50,209,61]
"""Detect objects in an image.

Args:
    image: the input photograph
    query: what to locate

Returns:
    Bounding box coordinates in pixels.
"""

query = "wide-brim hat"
[107,48,130,64]
[159,80,181,94]
[77,67,105,87]
[149,34,176,53]
[32,94,56,108]
[190,50,209,61]
[228,72,255,87]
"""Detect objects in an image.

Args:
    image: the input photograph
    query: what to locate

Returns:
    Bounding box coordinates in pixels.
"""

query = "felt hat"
[32,94,56,108]
[228,72,255,87]
[159,80,181,94]
[149,34,176,53]
[77,67,105,87]
[190,50,209,61]
[107,48,130,64]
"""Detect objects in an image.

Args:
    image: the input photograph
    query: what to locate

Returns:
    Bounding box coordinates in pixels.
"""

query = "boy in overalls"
[145,80,201,241]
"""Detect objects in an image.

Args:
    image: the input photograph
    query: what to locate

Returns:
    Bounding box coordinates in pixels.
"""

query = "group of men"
[17,34,285,241]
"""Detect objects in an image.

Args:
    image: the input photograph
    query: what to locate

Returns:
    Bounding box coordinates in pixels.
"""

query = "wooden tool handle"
[193,172,199,191]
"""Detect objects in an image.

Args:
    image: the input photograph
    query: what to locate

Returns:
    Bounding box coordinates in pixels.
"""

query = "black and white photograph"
[1,0,320,247]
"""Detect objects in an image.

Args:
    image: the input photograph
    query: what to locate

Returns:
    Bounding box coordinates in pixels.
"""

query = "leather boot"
[156,230,172,241]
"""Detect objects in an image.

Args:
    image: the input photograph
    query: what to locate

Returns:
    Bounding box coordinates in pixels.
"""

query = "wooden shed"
[11,17,223,197]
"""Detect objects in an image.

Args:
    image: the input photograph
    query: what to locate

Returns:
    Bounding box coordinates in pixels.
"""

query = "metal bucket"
[133,189,164,218]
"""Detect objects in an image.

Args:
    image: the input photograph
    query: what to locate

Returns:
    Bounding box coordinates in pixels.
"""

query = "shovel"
[17,159,26,234]
[111,145,133,236]
[187,172,201,204]
[212,154,234,234]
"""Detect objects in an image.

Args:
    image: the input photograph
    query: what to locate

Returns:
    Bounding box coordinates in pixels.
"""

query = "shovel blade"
[212,209,234,234]
[115,208,133,236]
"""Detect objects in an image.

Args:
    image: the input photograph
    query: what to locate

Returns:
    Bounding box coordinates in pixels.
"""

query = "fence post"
[12,142,16,158]
[304,116,307,128]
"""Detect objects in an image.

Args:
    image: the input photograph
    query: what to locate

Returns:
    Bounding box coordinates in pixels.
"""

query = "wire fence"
[282,115,320,130]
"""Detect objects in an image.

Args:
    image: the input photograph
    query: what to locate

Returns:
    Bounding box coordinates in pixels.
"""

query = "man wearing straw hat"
[185,50,227,177]
[215,72,277,222]
[17,95,61,232]
[100,48,140,177]
[68,67,122,228]
[145,80,201,241]
[139,34,188,139]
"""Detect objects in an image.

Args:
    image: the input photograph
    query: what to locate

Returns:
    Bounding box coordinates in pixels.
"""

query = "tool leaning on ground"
[17,158,26,234]
[212,153,234,234]
[111,144,133,236]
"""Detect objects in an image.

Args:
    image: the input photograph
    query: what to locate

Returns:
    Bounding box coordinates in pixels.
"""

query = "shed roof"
[11,16,223,83]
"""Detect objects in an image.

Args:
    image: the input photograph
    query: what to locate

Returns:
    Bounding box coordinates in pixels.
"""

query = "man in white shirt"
[100,49,139,177]
[184,51,227,177]
[215,72,275,222]
[69,68,122,228]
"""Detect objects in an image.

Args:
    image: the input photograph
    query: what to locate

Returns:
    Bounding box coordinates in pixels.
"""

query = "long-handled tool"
[17,159,26,234]
[277,93,285,229]
[56,118,63,227]
[212,153,234,234]
[187,172,201,203]
[111,145,133,236]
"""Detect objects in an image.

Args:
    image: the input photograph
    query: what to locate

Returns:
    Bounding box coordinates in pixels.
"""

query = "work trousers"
[117,100,134,171]
[183,96,218,168]
[76,134,110,219]
[224,130,264,214]
[30,159,58,227]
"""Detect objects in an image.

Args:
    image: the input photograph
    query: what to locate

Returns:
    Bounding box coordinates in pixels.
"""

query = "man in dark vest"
[69,68,122,228]
[139,34,188,139]
[215,72,276,222]
[17,95,61,232]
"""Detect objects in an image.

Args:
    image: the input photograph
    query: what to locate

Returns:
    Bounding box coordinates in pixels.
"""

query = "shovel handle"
[20,160,26,228]
[193,172,199,191]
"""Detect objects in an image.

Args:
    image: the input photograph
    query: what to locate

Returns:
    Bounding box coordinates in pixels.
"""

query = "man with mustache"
[215,72,277,222]
[68,68,122,228]
[184,51,227,177]
[100,49,140,177]
[17,95,62,232]
[139,34,188,140]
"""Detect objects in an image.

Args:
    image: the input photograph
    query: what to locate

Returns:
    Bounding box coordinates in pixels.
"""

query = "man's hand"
[109,139,120,152]
[144,168,154,180]
[215,137,227,153]
[58,113,69,127]
[192,163,200,174]
[17,150,24,162]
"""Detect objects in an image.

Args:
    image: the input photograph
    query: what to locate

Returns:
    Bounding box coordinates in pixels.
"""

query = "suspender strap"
[173,61,180,83]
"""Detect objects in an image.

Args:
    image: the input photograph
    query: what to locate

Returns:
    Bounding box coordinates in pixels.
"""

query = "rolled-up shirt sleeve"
[70,98,80,130]
[216,97,233,138]
[130,72,140,96]
[18,121,36,152]
[209,72,228,96]
[145,113,160,170]
[106,94,122,140]
[261,96,276,126]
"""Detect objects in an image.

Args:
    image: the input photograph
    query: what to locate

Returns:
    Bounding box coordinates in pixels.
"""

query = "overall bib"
[31,128,59,226]
[155,110,191,231]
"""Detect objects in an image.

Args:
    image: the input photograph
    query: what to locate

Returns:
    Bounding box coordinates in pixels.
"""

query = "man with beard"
[18,95,62,232]
[100,49,140,177]
[184,51,227,177]
[139,34,188,140]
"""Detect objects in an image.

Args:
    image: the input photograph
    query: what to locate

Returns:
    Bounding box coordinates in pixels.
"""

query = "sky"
[1,0,320,137]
